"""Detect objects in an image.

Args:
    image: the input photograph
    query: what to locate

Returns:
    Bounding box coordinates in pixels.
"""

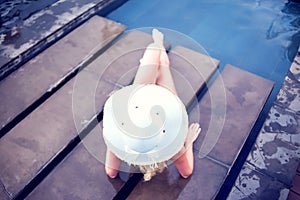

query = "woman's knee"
[179,168,193,179]
[105,166,118,179]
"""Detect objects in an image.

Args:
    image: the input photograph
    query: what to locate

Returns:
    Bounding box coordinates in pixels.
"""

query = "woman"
[103,29,201,181]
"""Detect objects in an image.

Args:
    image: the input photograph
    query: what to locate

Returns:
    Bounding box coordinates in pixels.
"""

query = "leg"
[172,123,201,178]
[156,50,177,95]
[105,150,122,178]
[133,29,164,85]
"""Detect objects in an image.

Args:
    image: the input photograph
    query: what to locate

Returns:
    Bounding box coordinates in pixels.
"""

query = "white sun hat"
[103,84,188,166]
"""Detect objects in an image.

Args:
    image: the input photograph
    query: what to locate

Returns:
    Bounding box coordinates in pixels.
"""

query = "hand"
[185,123,201,148]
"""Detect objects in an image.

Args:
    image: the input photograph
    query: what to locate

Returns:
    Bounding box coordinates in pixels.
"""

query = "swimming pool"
[106,0,300,103]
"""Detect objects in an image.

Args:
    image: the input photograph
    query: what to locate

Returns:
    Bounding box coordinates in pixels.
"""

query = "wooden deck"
[2,5,299,199]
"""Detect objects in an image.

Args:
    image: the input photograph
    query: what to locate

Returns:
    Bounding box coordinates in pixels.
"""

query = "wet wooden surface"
[127,156,228,200]
[288,191,300,200]
[0,0,126,78]
[0,16,125,132]
[0,16,125,197]
[169,46,219,107]
[27,141,124,200]
[24,41,220,199]
[128,65,274,200]
[23,30,154,199]
[0,70,115,196]
[0,185,9,200]
[194,65,274,166]
[0,29,164,198]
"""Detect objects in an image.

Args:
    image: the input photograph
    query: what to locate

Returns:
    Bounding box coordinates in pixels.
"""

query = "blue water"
[106,0,300,104]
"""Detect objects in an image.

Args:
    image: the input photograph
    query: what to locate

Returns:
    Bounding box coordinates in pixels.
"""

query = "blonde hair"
[138,162,167,181]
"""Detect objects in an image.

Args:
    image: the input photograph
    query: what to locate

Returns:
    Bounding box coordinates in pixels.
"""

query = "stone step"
[169,46,219,107]
[26,126,123,200]
[25,45,219,199]
[0,30,161,199]
[0,67,113,199]
[194,65,274,166]
[0,17,125,196]
[127,65,274,200]
[0,0,128,80]
[0,184,9,200]
[27,141,124,200]
[0,16,125,137]
[228,46,300,199]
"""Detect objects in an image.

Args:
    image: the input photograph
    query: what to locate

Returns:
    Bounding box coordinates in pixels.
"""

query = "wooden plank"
[0,71,113,196]
[0,0,127,78]
[24,31,156,199]
[25,44,219,199]
[0,30,161,198]
[193,64,274,166]
[26,141,124,200]
[84,30,154,85]
[287,191,300,200]
[127,155,228,200]
[0,16,125,133]
[26,121,129,200]
[0,186,9,200]
[128,64,274,200]
[169,46,219,106]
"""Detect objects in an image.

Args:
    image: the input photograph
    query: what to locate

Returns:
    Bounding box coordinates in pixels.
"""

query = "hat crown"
[111,85,166,139]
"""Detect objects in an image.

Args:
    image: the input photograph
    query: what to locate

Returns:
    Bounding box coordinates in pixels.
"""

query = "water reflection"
[284,1,300,62]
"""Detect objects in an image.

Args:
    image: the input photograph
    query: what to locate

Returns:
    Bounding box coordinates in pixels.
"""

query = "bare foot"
[152,29,164,49]
[185,123,201,149]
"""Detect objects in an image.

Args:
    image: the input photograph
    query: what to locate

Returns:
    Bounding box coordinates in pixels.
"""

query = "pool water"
[106,0,300,105]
